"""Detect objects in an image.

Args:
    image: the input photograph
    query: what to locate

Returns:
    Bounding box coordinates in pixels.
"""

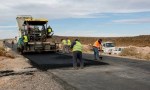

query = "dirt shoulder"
[0,50,64,90]
[83,45,150,61]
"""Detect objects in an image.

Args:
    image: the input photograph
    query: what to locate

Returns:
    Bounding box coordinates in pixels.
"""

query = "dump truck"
[16,15,58,54]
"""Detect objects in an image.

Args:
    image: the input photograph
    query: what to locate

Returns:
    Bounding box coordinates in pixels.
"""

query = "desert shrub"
[82,45,92,53]
[53,35,150,47]
[119,47,144,59]
[134,52,143,59]
[0,46,15,58]
[119,47,137,56]
[0,47,6,56]
[5,52,15,59]
[144,53,150,60]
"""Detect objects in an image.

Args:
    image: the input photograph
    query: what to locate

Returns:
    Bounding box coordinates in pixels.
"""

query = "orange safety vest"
[93,40,101,48]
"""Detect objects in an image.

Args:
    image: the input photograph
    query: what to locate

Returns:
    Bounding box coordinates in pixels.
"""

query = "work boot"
[73,67,78,70]
[80,66,84,69]
[94,58,97,60]
[99,57,103,60]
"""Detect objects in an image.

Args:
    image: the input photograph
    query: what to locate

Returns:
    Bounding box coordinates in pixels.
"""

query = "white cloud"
[0,30,18,39]
[0,0,150,24]
[1,0,149,25]
[0,0,150,19]
[113,18,150,24]
[0,26,17,28]
[0,0,150,38]
[55,30,140,37]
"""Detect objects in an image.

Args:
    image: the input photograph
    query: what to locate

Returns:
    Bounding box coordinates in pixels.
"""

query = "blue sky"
[50,12,150,36]
[0,0,150,39]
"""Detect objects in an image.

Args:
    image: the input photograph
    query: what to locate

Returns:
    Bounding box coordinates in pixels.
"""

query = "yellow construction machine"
[16,15,58,54]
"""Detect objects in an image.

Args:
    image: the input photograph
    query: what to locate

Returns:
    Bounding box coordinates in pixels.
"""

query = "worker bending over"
[17,37,24,53]
[11,40,14,48]
[61,39,67,53]
[93,39,103,60]
[71,39,84,69]
[66,38,71,53]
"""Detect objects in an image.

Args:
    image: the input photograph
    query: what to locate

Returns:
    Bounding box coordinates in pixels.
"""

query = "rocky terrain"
[0,41,64,90]
[0,37,149,90]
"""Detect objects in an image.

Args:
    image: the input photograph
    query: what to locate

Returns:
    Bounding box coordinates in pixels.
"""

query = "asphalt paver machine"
[16,15,58,54]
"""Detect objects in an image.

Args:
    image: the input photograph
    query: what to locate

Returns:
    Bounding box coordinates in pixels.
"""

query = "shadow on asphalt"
[23,52,109,71]
[5,42,109,71]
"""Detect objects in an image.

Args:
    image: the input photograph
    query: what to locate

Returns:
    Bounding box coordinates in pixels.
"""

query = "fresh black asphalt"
[24,52,150,90]
[6,42,150,90]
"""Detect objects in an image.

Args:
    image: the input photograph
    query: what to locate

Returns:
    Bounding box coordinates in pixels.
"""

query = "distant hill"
[1,35,149,47]
[52,35,150,47]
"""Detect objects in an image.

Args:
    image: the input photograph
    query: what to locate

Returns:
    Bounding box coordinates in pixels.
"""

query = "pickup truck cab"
[102,42,115,54]
[102,42,123,55]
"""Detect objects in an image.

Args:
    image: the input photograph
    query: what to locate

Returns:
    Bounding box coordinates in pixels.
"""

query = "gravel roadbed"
[0,50,65,90]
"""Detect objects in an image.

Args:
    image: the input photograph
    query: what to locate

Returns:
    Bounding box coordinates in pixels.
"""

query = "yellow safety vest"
[62,40,67,45]
[67,39,71,45]
[73,41,82,52]
[48,28,52,33]
[23,35,28,43]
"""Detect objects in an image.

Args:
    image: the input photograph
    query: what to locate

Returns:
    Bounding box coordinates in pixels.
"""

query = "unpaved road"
[6,41,150,90]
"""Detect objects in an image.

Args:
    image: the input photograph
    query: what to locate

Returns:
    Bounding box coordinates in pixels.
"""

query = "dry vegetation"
[144,52,150,60]
[119,47,142,58]
[0,47,6,56]
[119,47,150,60]
[52,35,150,47]
[0,47,15,59]
[51,35,150,60]
[0,40,15,59]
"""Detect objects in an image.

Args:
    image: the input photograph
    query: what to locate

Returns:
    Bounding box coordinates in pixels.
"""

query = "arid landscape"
[0,0,150,90]
[0,40,64,90]
[52,35,150,47]
[0,35,150,90]
[52,35,150,60]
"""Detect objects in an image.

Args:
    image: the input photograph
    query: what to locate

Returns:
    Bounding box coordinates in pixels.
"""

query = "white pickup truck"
[102,42,123,55]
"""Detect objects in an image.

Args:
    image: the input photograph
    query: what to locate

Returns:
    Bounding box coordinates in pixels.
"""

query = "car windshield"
[106,43,115,47]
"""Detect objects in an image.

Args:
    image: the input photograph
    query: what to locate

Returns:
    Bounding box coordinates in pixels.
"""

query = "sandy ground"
[82,45,150,60]
[120,46,150,60]
[0,49,64,90]
[0,41,4,47]
[0,40,149,89]
[134,46,150,54]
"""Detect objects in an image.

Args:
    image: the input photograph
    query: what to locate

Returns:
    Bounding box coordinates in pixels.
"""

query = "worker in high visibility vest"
[61,39,67,53]
[47,26,53,37]
[66,38,71,53]
[93,39,103,60]
[71,39,84,69]
[3,40,6,47]
[17,37,23,48]
[11,40,14,48]
[23,35,28,50]
[17,37,24,53]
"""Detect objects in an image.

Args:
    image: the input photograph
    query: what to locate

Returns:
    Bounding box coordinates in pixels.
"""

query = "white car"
[102,42,124,55]
[102,42,116,54]
[112,47,123,55]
